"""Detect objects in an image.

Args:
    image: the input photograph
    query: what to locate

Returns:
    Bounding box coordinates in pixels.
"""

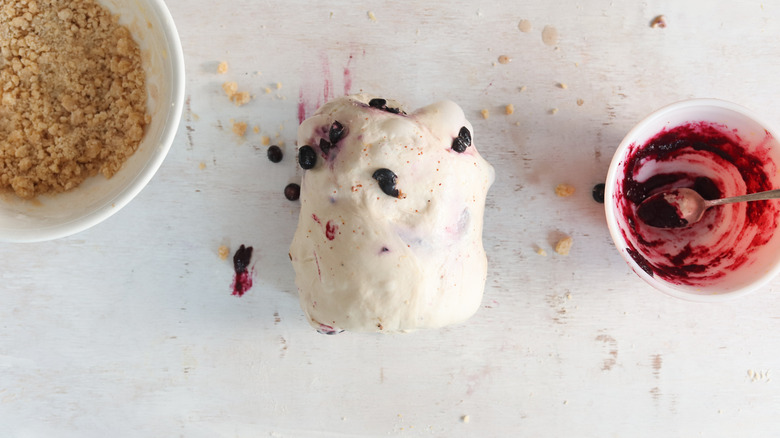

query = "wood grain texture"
[2,0,780,436]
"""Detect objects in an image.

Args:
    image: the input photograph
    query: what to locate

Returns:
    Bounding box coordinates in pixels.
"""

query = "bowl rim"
[604,98,780,302]
[2,0,185,243]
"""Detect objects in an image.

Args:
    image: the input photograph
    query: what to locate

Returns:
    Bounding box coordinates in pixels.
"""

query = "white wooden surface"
[3,0,780,436]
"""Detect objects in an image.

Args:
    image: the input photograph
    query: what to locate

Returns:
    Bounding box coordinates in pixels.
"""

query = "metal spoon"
[637,187,780,228]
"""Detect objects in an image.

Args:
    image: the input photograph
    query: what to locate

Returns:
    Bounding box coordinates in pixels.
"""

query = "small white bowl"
[605,99,780,301]
[0,0,185,242]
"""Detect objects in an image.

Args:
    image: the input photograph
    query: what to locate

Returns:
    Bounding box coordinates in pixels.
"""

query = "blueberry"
[329,121,345,144]
[233,244,253,274]
[298,145,317,169]
[368,98,387,109]
[592,183,605,203]
[372,168,399,198]
[452,126,471,153]
[368,98,403,115]
[267,145,283,163]
[284,183,300,201]
[319,138,333,156]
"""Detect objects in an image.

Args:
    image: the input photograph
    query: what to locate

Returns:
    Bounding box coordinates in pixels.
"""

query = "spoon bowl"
[637,187,780,228]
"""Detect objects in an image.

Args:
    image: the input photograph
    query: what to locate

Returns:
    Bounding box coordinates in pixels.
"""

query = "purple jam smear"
[636,192,689,228]
[616,122,778,286]
[231,244,254,297]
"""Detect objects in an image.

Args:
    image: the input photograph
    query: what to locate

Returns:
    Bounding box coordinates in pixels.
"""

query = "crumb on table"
[555,236,573,255]
[218,245,230,260]
[217,61,228,74]
[505,104,515,115]
[232,91,251,106]
[650,15,667,28]
[222,81,238,97]
[481,109,490,119]
[536,246,548,256]
[232,121,247,137]
[555,183,576,197]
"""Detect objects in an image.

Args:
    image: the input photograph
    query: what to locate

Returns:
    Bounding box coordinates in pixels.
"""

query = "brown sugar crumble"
[222,81,251,106]
[231,120,247,137]
[555,183,576,197]
[650,15,667,28]
[555,236,573,255]
[0,0,149,199]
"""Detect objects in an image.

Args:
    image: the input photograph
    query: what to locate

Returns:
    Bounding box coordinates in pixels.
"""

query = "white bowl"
[0,0,185,242]
[605,99,780,301]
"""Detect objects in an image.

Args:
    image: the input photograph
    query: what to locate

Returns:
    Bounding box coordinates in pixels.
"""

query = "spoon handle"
[708,188,780,207]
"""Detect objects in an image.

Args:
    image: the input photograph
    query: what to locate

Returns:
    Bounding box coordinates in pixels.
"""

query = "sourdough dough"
[290,94,494,333]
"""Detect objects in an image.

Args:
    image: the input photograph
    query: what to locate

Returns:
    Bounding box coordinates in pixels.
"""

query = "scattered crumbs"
[261,135,271,146]
[498,55,512,64]
[481,109,490,119]
[577,98,585,106]
[563,400,568,405]
[232,121,248,137]
[519,85,527,92]
[518,19,532,33]
[557,82,568,89]
[232,91,251,106]
[650,15,667,28]
[550,108,559,115]
[505,104,515,115]
[555,183,576,197]
[367,11,377,21]
[565,292,572,300]
[218,245,230,260]
[536,246,548,257]
[253,125,260,134]
[198,162,206,170]
[222,81,238,98]
[264,87,272,94]
[217,61,228,74]
[541,25,559,46]
[276,82,283,90]
[748,368,772,382]
[192,113,200,121]
[461,415,470,424]
[555,236,573,255]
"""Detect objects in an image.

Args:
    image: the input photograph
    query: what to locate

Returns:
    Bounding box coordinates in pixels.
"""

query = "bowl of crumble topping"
[0,0,184,242]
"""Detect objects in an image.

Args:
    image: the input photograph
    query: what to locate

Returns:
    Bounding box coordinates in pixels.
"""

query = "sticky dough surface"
[289,94,495,333]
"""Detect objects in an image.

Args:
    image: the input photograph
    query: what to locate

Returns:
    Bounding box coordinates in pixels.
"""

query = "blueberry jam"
[616,122,778,286]
[636,192,689,228]
[452,126,472,153]
[298,145,317,169]
[372,168,399,198]
[231,244,254,297]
